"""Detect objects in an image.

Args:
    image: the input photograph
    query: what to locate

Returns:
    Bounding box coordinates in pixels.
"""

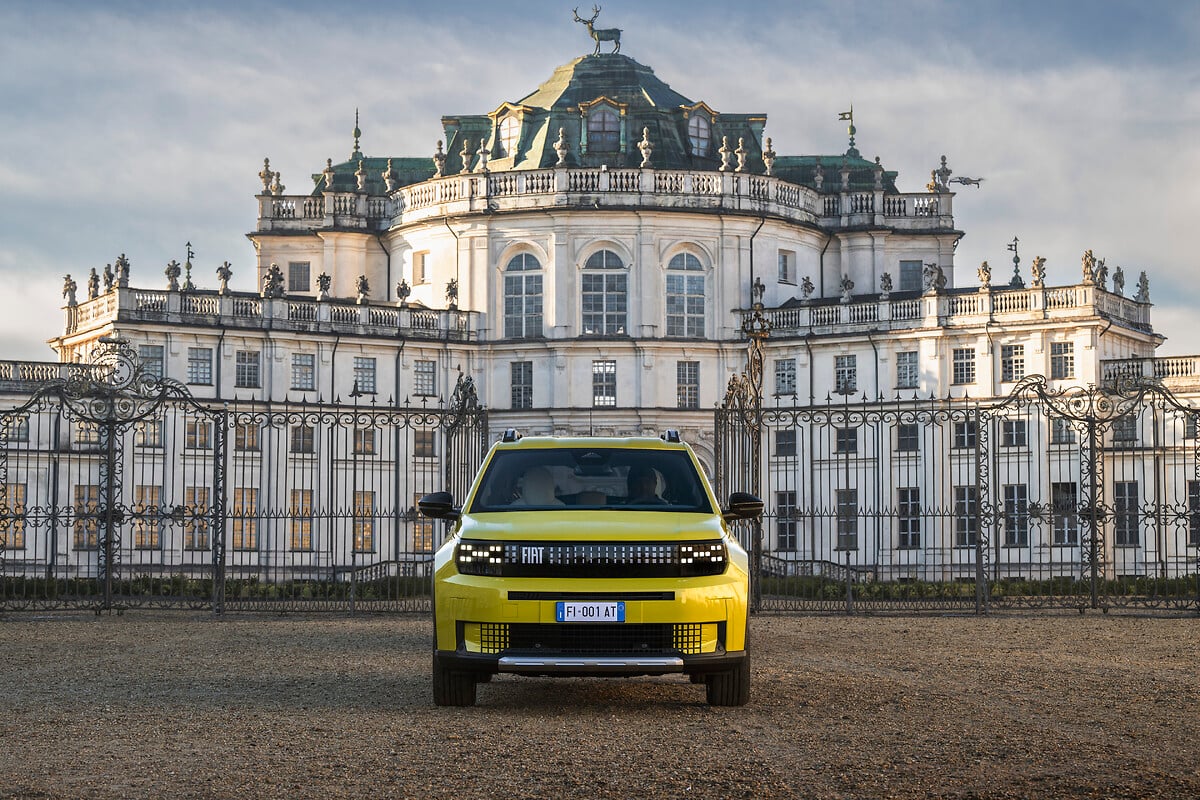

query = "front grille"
[467,623,716,656]
[456,540,727,578]
[507,591,675,601]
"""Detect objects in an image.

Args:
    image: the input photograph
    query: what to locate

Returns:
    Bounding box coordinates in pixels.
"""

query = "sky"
[0,0,1197,360]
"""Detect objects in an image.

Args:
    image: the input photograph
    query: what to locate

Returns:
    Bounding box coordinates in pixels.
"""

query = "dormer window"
[499,116,520,157]
[588,108,620,153]
[688,115,711,156]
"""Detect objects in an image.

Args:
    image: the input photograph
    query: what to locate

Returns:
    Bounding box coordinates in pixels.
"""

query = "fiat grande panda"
[419,430,763,707]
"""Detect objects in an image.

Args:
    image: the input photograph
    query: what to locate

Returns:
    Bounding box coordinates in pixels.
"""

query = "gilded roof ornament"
[351,108,362,160]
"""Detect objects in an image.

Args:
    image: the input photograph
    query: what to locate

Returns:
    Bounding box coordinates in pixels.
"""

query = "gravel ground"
[1,612,1198,800]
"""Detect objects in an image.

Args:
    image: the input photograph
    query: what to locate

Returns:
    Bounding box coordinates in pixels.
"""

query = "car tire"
[705,655,750,706]
[432,652,477,707]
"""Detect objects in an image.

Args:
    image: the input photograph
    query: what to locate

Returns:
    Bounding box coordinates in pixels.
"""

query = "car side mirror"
[723,491,764,521]
[418,491,461,521]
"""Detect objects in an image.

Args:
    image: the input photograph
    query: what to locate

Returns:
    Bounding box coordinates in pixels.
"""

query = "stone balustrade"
[63,288,479,342]
[747,283,1152,338]
[255,167,953,233]
[1101,356,1200,385]
[0,361,95,392]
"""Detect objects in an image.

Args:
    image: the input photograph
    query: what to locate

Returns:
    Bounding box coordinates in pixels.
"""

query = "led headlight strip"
[455,540,728,577]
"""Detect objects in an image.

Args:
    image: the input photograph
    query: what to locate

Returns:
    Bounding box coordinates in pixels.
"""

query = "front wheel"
[705,655,750,706]
[432,652,477,707]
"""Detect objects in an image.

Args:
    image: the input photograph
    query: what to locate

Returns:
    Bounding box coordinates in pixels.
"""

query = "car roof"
[491,436,687,451]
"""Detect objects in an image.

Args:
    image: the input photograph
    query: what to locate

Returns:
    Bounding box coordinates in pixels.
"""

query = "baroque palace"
[3,20,1198,594]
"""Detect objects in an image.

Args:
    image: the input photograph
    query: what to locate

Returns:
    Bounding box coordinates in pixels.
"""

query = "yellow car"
[419,430,763,707]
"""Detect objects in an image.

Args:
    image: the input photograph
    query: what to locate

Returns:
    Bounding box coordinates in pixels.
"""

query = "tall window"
[778,251,796,284]
[413,251,429,285]
[139,345,165,380]
[1189,481,1200,547]
[896,423,920,452]
[835,355,857,394]
[1051,418,1076,445]
[414,430,437,458]
[775,359,797,396]
[592,360,617,407]
[835,427,857,454]
[187,347,213,385]
[354,357,377,395]
[1114,481,1139,546]
[687,114,710,156]
[353,428,376,455]
[232,488,258,551]
[676,361,699,409]
[135,419,163,448]
[511,361,533,409]
[666,253,704,337]
[290,489,313,551]
[1001,344,1025,383]
[776,491,797,551]
[414,360,436,396]
[183,487,210,550]
[0,483,26,549]
[952,348,976,385]
[587,108,620,152]
[73,484,100,550]
[354,491,375,552]
[291,353,315,391]
[1050,342,1075,379]
[896,351,918,390]
[2,415,29,443]
[1002,420,1027,448]
[504,253,543,338]
[235,350,260,389]
[774,429,797,458]
[412,491,435,553]
[498,116,520,157]
[836,489,858,550]
[234,423,260,452]
[133,485,161,550]
[897,487,920,549]
[290,424,315,454]
[1003,484,1029,547]
[288,262,310,292]
[899,260,923,292]
[954,486,978,547]
[582,250,627,335]
[1112,414,1138,444]
[1052,482,1079,545]
[953,420,977,450]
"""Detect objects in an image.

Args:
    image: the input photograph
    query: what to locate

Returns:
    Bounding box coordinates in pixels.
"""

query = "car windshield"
[469,448,713,513]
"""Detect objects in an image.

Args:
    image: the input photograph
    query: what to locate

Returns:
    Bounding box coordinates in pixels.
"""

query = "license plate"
[556,601,625,623]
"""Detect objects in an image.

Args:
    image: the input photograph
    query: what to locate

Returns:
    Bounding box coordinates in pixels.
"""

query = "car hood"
[457,511,727,541]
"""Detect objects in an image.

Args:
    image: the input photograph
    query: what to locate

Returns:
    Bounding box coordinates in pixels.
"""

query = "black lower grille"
[508,623,677,655]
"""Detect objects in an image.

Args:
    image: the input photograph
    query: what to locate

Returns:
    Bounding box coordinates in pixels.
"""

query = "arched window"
[666,253,705,337]
[687,115,711,156]
[581,249,627,335]
[588,108,620,153]
[499,116,520,157]
[504,253,542,338]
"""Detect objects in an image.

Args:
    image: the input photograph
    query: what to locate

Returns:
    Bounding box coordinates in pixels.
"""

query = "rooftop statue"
[574,6,621,55]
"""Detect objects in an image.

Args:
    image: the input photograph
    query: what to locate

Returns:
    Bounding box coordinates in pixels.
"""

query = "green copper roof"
[516,54,694,111]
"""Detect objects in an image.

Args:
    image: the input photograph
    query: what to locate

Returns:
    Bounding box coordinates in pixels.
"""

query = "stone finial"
[977,260,991,290]
[762,137,777,176]
[216,261,233,295]
[1112,266,1125,296]
[354,159,368,191]
[115,254,130,288]
[323,158,336,190]
[165,259,182,291]
[813,163,824,191]
[396,278,411,306]
[1081,249,1096,285]
[1135,271,1150,303]
[801,275,815,301]
[351,108,362,160]
[476,142,490,173]
[270,170,284,196]
[637,127,653,168]
[459,138,473,174]
[839,274,855,303]
[554,128,570,167]
[718,136,733,172]
[446,278,459,309]
[383,158,398,192]
[1030,256,1046,288]
[62,274,77,306]
[355,274,370,304]
[103,263,115,292]
[262,264,284,298]
[734,137,748,173]
[258,157,274,193]
[87,268,99,300]
[316,271,331,301]
[432,141,446,177]
[873,156,884,190]
[935,155,953,192]
[839,156,851,191]
[879,272,893,299]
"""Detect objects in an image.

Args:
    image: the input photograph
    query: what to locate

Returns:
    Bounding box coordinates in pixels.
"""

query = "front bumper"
[437,646,747,678]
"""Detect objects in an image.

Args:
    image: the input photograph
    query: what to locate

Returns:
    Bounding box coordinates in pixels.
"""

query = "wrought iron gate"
[0,339,488,612]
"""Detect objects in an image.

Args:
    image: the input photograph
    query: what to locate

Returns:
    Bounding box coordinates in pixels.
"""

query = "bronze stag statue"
[574,6,621,55]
